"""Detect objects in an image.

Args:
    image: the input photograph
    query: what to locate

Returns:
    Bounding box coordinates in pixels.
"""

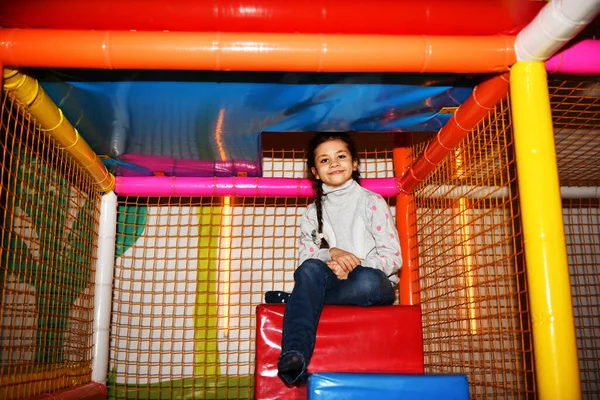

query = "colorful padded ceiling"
[36,71,475,177]
[3,1,543,177]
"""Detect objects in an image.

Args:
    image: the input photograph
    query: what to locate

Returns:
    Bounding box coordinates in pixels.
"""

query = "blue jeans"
[279,259,396,384]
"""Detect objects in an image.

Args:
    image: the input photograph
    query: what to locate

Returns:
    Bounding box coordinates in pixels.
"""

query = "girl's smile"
[310,139,358,188]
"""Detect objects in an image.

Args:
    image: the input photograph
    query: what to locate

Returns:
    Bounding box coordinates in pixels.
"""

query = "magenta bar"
[546,40,600,75]
[115,177,400,197]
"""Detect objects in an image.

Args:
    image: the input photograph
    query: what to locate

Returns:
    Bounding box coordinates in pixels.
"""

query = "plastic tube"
[2,68,115,192]
[115,176,400,197]
[546,39,600,75]
[393,143,420,305]
[510,61,581,400]
[0,30,515,73]
[515,0,600,62]
[398,73,509,193]
[92,192,117,385]
[422,184,600,199]
[0,0,543,35]
[116,176,600,199]
[559,186,600,198]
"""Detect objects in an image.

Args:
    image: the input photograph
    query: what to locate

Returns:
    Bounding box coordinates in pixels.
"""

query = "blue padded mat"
[308,372,469,400]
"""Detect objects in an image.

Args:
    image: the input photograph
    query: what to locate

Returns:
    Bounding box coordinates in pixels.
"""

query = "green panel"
[115,204,147,257]
[107,375,254,400]
[194,206,222,377]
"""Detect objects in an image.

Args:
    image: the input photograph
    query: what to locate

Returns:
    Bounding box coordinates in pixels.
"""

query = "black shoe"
[277,352,304,375]
[278,352,309,386]
[265,291,290,304]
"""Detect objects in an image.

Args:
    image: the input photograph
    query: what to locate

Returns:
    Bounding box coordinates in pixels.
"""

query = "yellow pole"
[3,68,115,192]
[510,62,580,400]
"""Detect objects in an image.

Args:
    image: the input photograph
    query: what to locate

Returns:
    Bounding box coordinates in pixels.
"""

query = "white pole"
[560,186,600,199]
[515,0,600,61]
[420,185,600,199]
[92,191,117,384]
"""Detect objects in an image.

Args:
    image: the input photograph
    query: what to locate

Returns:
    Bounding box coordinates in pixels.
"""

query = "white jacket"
[298,179,402,284]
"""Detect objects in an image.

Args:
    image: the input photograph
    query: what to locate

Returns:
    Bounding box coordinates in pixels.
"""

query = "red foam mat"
[254,304,424,400]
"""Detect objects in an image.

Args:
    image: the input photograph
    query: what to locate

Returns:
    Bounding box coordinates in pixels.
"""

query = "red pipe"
[0,30,515,72]
[399,73,510,193]
[393,141,421,306]
[27,383,107,400]
[0,0,544,35]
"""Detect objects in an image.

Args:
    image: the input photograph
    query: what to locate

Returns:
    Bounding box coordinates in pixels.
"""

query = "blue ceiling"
[34,70,476,177]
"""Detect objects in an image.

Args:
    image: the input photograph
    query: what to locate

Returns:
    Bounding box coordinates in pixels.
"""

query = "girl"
[274,132,402,385]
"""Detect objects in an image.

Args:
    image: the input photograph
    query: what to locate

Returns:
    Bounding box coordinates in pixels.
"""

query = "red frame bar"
[398,73,510,193]
[394,140,421,305]
[0,0,543,35]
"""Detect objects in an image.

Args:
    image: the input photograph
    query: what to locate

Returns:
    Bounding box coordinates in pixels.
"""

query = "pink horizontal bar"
[546,40,600,75]
[115,177,400,197]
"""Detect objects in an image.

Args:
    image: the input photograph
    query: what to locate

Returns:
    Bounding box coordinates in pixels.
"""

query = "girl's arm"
[360,194,403,278]
[298,205,331,265]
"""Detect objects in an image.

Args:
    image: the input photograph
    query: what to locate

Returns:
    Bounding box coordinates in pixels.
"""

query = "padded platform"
[308,372,470,400]
[254,304,423,400]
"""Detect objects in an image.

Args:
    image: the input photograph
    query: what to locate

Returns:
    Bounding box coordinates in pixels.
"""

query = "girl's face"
[311,139,358,188]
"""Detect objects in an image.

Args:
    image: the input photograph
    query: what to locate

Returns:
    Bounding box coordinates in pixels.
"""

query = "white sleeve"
[360,194,402,278]
[298,204,331,265]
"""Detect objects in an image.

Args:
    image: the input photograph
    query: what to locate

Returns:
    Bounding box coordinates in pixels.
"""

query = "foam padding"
[308,373,470,400]
[254,304,423,400]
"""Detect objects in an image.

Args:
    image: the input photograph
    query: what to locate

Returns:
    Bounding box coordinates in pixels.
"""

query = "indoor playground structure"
[0,0,599,399]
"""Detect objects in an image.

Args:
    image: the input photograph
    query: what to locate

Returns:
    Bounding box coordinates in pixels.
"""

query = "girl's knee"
[294,259,329,282]
[353,267,394,305]
[353,266,385,283]
[362,274,386,296]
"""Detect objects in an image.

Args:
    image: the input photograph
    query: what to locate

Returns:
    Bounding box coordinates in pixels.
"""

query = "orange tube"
[0,29,515,73]
[399,73,509,193]
[393,141,421,305]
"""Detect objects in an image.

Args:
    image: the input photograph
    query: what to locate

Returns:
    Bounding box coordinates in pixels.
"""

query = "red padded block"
[254,304,424,400]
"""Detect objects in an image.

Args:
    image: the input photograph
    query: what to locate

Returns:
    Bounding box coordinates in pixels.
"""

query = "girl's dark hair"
[306,132,361,249]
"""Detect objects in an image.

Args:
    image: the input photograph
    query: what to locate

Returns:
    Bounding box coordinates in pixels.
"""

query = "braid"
[352,170,361,184]
[315,181,330,249]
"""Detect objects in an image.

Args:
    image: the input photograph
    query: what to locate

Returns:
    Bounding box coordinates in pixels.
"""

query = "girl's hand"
[329,248,360,273]
[327,261,349,280]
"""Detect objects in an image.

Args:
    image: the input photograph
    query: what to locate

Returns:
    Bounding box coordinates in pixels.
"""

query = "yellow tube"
[3,68,115,193]
[510,62,580,400]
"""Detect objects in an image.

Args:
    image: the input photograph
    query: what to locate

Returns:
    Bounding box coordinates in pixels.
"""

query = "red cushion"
[254,304,424,400]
